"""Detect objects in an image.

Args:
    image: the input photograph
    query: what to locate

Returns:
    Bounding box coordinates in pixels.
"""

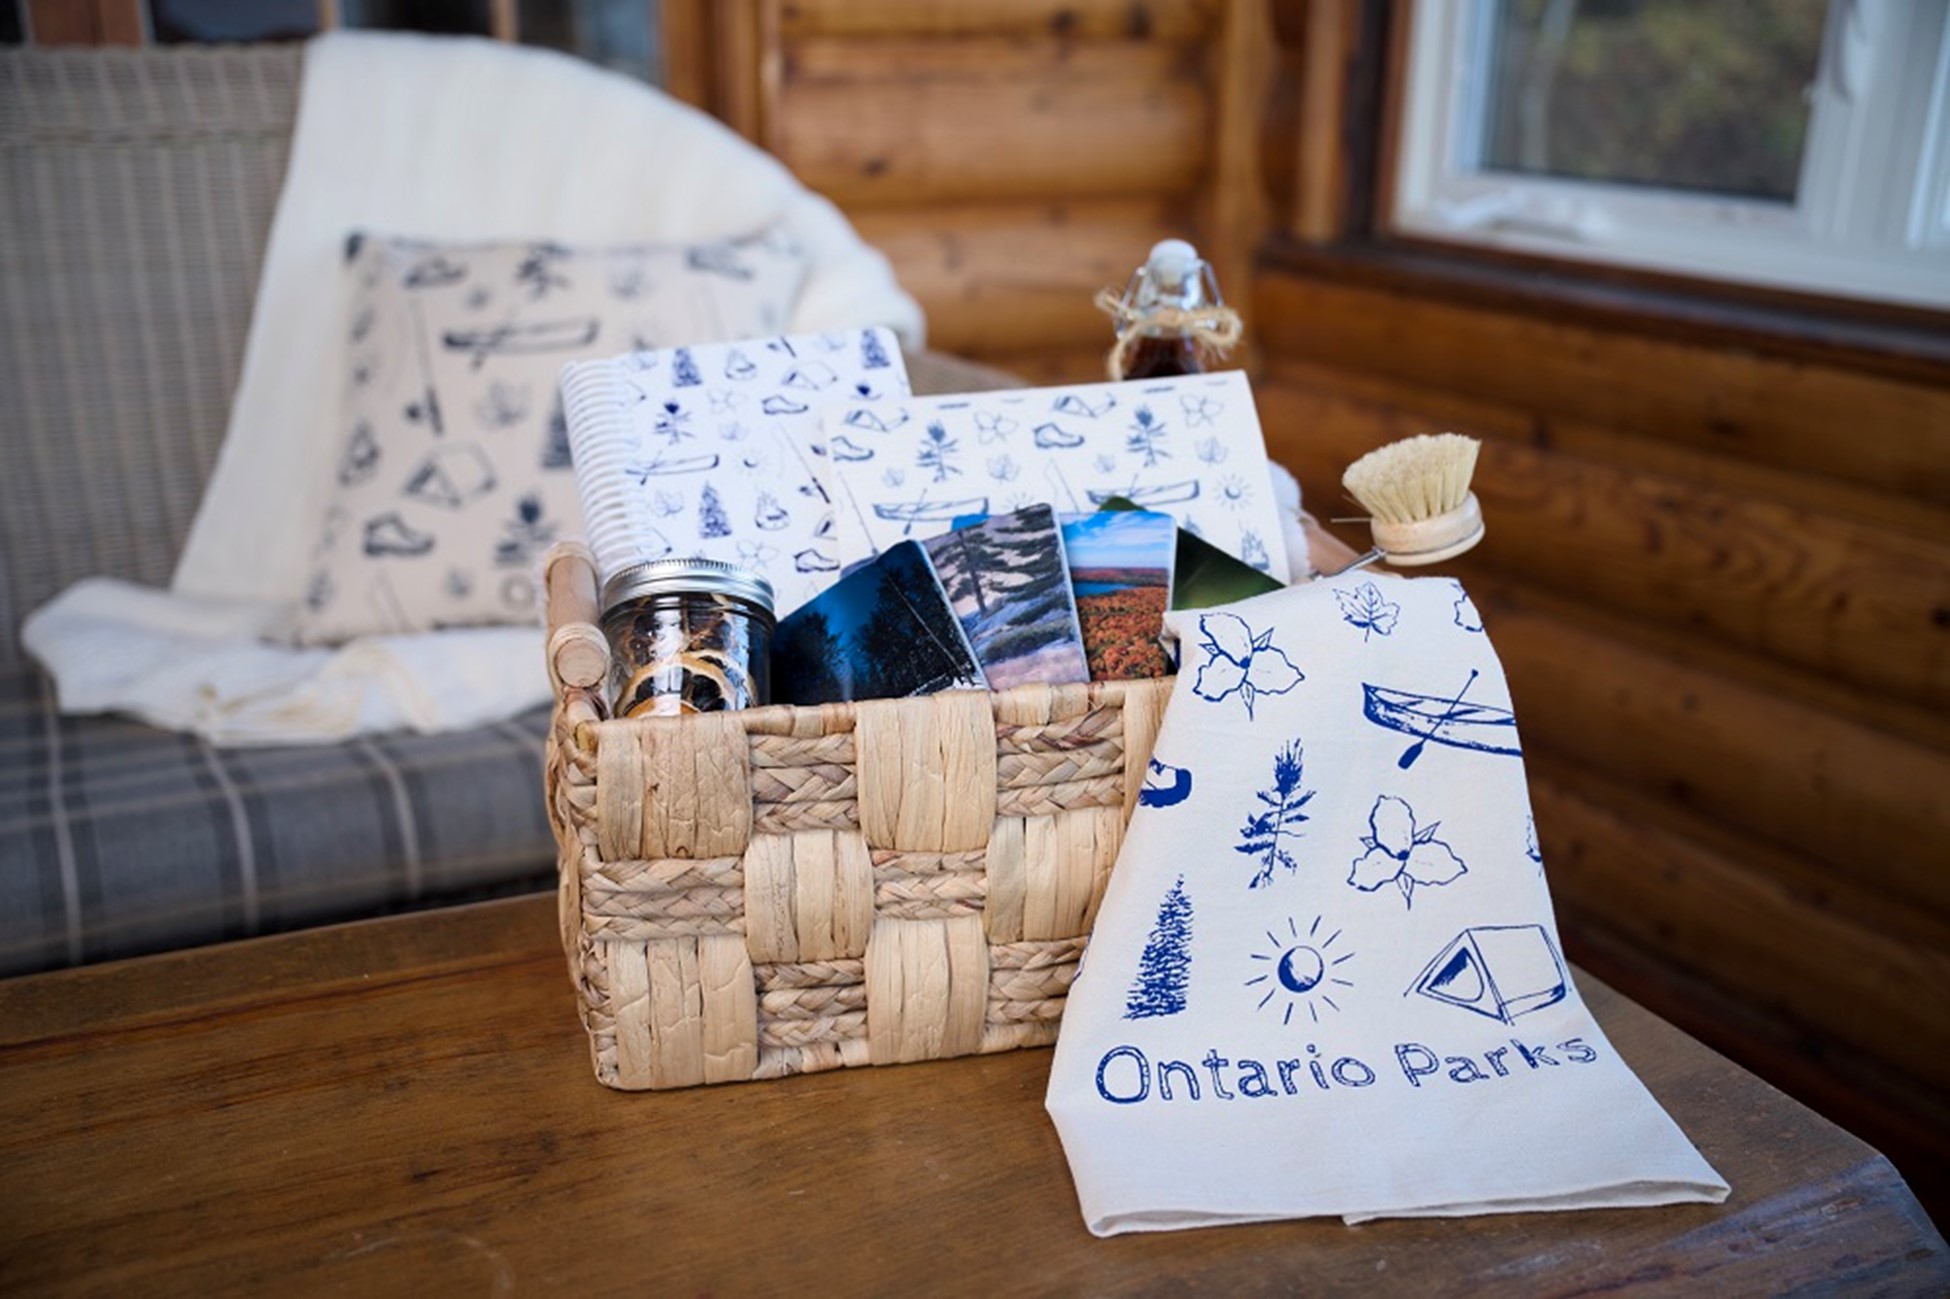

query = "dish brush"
[1337,432,1485,571]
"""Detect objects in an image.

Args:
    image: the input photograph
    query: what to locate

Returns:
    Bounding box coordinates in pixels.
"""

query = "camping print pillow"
[287,229,807,644]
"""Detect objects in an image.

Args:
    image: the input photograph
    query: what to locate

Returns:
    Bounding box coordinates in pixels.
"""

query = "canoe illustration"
[1362,682,1521,759]
[1086,480,1200,507]
[624,452,720,483]
[872,497,989,524]
[441,317,598,367]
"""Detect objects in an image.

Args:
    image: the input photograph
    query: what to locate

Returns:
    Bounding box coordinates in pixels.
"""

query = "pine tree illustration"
[860,329,890,369]
[1125,404,1170,468]
[1124,875,1194,1019]
[917,420,961,483]
[672,347,702,387]
[540,396,572,469]
[697,484,731,538]
[1234,740,1316,889]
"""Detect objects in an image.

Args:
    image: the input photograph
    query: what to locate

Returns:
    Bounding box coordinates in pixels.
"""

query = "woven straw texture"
[0,46,302,664]
[544,548,1169,1089]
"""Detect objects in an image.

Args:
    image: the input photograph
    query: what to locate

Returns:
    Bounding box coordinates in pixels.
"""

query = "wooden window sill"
[1256,236,1950,387]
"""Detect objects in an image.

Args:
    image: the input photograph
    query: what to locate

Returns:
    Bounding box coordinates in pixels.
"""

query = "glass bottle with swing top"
[1107,239,1232,380]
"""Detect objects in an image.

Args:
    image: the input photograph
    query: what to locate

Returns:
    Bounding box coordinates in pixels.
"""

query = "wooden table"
[1,895,1942,1295]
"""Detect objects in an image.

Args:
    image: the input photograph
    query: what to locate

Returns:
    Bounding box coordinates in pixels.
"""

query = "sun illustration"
[1245,916,1354,1026]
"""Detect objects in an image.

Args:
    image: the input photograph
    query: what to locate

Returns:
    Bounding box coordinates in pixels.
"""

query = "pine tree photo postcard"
[921,505,1090,691]
[559,327,912,617]
[770,539,986,706]
[818,370,1288,583]
[1060,508,1176,680]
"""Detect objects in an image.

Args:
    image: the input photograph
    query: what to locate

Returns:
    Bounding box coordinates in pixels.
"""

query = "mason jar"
[600,559,774,718]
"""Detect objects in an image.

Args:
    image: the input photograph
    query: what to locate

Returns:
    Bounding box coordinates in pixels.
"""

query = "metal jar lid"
[600,558,775,620]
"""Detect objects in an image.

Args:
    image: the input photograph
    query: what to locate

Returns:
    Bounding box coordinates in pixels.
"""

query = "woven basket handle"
[542,542,610,698]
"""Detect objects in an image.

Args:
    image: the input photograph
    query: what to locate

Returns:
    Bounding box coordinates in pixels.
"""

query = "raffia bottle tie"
[1095,238,1243,380]
[600,559,774,718]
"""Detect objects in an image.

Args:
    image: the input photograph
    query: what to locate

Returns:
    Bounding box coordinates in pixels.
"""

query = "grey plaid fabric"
[0,45,302,667]
[0,664,554,975]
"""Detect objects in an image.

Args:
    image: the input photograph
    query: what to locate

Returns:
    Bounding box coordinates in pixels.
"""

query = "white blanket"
[25,31,922,744]
[1045,572,1726,1234]
[22,580,544,746]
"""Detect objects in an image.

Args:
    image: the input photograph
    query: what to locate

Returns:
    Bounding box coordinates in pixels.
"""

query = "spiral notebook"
[558,327,912,616]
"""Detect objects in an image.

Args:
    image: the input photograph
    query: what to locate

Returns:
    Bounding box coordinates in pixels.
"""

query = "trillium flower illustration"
[1192,613,1303,719]
[1348,795,1466,908]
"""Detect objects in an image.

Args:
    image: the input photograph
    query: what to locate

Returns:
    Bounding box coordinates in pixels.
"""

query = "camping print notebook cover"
[921,505,1090,691]
[820,371,1288,581]
[560,327,910,616]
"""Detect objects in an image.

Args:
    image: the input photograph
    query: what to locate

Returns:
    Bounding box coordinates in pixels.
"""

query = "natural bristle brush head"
[1341,433,1485,567]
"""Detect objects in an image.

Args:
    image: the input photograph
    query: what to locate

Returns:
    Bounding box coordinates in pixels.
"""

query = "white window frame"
[1392,0,1950,310]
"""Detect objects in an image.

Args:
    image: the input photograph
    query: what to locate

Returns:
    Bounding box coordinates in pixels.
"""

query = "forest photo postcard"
[770,539,986,706]
[921,505,1089,691]
[1060,508,1176,680]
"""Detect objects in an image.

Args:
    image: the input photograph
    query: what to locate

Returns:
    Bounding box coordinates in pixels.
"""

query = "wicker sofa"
[0,43,1000,976]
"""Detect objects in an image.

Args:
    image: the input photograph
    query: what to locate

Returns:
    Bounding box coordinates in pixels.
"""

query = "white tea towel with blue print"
[1045,571,1727,1236]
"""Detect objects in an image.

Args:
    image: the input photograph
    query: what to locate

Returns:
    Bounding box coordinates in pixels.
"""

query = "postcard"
[1096,494,1283,611]
[817,370,1287,582]
[769,539,985,705]
[1060,509,1176,680]
[1168,523,1287,610]
[921,505,1089,691]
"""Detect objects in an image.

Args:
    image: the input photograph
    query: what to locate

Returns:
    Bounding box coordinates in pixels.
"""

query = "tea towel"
[1045,571,1727,1235]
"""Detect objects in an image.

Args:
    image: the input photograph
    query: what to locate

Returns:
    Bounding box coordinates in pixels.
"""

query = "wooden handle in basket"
[542,542,609,691]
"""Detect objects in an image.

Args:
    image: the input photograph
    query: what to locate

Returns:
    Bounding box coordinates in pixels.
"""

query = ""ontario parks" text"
[1094,1037,1600,1105]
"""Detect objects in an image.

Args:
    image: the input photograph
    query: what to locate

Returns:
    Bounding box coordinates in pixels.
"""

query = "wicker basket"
[543,546,1171,1089]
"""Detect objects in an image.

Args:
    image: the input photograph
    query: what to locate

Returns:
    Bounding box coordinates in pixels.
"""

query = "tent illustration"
[404,444,496,509]
[1406,924,1566,1024]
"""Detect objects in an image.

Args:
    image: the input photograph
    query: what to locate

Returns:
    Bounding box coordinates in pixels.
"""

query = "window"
[1393,0,1950,309]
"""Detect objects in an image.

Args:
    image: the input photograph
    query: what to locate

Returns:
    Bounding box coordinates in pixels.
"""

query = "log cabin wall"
[666,0,1271,385]
[1251,266,1950,1207]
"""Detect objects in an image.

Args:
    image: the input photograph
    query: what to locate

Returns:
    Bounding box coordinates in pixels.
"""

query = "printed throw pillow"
[287,230,809,644]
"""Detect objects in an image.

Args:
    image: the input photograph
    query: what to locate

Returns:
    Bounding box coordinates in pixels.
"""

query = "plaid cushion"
[0,665,553,976]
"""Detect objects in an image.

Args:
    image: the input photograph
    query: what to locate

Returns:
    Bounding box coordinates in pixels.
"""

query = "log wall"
[1254,264,1950,1203]
[672,0,1267,383]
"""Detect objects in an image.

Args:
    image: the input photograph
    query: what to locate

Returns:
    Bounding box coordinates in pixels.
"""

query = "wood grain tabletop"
[0,893,1942,1296]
